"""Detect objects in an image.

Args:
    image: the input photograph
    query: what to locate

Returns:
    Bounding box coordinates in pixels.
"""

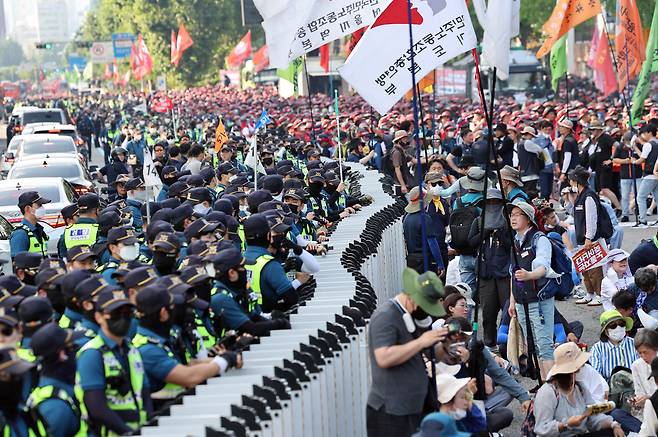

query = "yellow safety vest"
[26,385,86,437]
[244,254,274,304]
[14,224,48,257]
[64,223,99,249]
[238,224,246,252]
[132,333,185,401]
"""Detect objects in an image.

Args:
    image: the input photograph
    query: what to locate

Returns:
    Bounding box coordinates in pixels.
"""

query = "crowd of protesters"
[2,78,658,436]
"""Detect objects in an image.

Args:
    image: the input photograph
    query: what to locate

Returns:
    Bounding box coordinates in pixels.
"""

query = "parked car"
[7,108,67,140]
[21,123,87,152]
[13,134,86,166]
[0,215,13,275]
[0,177,79,254]
[6,106,39,142]
[0,136,21,178]
[8,156,96,195]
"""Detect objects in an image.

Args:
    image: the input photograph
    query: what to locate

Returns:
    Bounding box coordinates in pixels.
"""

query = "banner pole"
[334,90,344,183]
[302,56,318,145]
[416,83,429,163]
[253,134,258,190]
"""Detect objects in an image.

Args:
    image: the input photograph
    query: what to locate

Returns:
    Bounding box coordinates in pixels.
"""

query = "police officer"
[216,162,236,195]
[133,285,241,411]
[0,348,36,436]
[151,232,181,276]
[10,191,51,258]
[71,275,110,347]
[27,323,86,437]
[66,245,98,272]
[16,296,54,361]
[92,210,123,265]
[125,178,147,232]
[76,288,151,436]
[12,252,42,285]
[57,204,80,258]
[58,270,93,330]
[157,166,178,202]
[243,214,309,313]
[188,187,213,216]
[97,227,140,285]
[63,193,101,254]
[209,247,290,336]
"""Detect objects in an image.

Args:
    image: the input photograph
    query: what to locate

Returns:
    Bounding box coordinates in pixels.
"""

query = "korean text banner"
[339,0,476,115]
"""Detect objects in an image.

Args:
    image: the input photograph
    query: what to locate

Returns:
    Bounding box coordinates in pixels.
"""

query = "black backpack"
[449,198,480,253]
[596,199,614,240]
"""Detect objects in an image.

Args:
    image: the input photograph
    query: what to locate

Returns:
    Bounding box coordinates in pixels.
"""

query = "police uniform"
[75,289,148,436]
[97,227,139,286]
[57,204,80,259]
[16,296,54,363]
[70,275,111,347]
[0,348,36,437]
[10,192,51,258]
[63,194,101,252]
[125,178,145,232]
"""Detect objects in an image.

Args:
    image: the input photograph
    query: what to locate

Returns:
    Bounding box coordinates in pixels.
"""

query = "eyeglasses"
[510,213,526,218]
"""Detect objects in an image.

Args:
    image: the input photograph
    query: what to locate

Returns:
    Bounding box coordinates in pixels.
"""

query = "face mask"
[0,378,23,411]
[193,204,211,216]
[205,263,217,279]
[232,269,248,291]
[239,205,249,214]
[447,132,455,138]
[309,182,324,193]
[43,351,77,385]
[607,325,626,342]
[287,204,300,214]
[106,314,132,337]
[153,251,177,274]
[119,243,139,261]
[447,409,467,421]
[130,190,148,202]
[262,157,273,166]
[194,281,213,303]
[46,286,66,315]
[35,206,46,219]
[270,234,286,249]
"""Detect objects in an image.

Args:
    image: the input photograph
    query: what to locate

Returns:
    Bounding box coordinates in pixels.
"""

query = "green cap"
[402,268,445,317]
[599,309,633,335]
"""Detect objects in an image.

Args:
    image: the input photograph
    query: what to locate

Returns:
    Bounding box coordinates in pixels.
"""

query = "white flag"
[142,149,162,188]
[473,0,519,81]
[133,102,148,114]
[256,0,392,68]
[339,0,476,115]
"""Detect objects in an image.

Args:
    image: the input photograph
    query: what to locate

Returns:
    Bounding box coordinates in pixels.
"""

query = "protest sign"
[573,242,608,273]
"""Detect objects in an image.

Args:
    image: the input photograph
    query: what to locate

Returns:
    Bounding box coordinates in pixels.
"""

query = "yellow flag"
[214,119,228,153]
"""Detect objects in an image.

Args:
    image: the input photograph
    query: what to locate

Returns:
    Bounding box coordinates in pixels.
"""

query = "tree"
[78,0,263,87]
[0,39,25,67]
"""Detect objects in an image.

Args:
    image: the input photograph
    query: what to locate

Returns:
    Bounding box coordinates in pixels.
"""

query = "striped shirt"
[589,337,639,381]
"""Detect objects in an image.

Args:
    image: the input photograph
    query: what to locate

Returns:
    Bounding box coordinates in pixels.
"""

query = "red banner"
[150,96,173,113]
[573,242,608,273]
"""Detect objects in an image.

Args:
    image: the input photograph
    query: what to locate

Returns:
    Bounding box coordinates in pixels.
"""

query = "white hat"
[453,282,475,306]
[607,249,629,263]
[436,373,471,404]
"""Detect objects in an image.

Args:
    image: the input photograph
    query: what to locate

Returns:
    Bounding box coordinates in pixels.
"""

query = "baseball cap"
[18,191,51,209]
[125,178,145,191]
[13,252,42,271]
[67,245,97,263]
[136,285,180,316]
[184,219,219,241]
[77,193,101,212]
[206,247,244,277]
[60,204,79,221]
[17,296,53,327]
[243,213,270,239]
[95,289,134,313]
[107,227,138,246]
[0,275,37,298]
[30,322,83,358]
[123,266,159,290]
[0,348,35,376]
[74,275,114,302]
[401,268,445,317]
[152,232,181,253]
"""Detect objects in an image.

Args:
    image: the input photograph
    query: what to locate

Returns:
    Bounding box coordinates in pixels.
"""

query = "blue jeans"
[515,298,555,361]
[638,177,658,222]
[609,226,624,250]
[620,178,637,217]
[459,255,477,301]
[539,171,553,200]
[610,408,641,433]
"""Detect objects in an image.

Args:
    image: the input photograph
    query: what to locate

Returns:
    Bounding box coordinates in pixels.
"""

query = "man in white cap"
[556,118,580,187]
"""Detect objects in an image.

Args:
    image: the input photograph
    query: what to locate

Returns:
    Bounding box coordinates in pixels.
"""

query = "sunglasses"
[607,321,626,329]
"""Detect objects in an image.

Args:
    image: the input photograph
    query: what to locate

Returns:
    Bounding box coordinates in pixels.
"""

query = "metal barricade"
[138,164,406,437]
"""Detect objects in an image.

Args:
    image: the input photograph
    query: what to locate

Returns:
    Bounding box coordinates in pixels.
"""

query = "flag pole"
[431,79,437,154]
[253,134,259,191]
[334,90,344,183]
[405,0,429,274]
[416,83,429,163]
[302,56,318,145]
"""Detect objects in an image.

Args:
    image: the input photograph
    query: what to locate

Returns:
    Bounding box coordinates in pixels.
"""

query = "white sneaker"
[587,296,602,306]
[576,295,592,304]
[571,285,587,300]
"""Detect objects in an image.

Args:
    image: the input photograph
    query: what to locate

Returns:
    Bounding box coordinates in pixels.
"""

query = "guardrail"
[138,163,407,437]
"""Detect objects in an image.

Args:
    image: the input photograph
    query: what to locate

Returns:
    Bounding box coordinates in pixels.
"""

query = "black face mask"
[42,350,77,385]
[22,272,36,286]
[152,252,177,274]
[411,307,429,320]
[46,286,66,316]
[0,378,23,412]
[164,176,177,186]
[262,157,274,166]
[231,269,248,291]
[270,234,286,250]
[194,280,213,303]
[106,314,132,337]
[150,309,173,339]
[287,204,299,214]
[308,182,323,193]
[325,184,338,193]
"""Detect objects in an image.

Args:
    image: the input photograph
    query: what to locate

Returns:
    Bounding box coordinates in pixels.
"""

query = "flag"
[142,149,162,188]
[255,0,393,68]
[104,63,111,80]
[82,62,93,81]
[172,23,194,66]
[277,58,303,97]
[338,0,477,115]
[615,0,645,91]
[121,70,131,87]
[404,71,435,100]
[345,28,366,57]
[150,96,173,113]
[253,45,270,73]
[550,35,567,91]
[132,35,153,79]
[472,0,519,80]
[631,0,658,124]
[594,29,617,97]
[171,30,178,65]
[113,59,119,83]
[536,0,602,59]
[133,102,148,114]
[319,43,330,73]
[255,109,271,130]
[226,31,252,70]
[587,26,601,68]
[214,118,229,153]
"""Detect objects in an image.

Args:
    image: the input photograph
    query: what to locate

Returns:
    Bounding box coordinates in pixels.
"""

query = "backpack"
[609,367,635,414]
[522,382,586,437]
[531,232,575,301]
[449,199,480,253]
[596,198,614,240]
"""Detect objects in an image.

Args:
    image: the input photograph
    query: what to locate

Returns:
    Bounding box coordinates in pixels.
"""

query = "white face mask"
[414,316,432,329]
[447,409,467,421]
[119,243,140,261]
[130,190,149,202]
[193,204,210,216]
[205,263,216,279]
[607,325,627,342]
[239,205,249,213]
[34,206,46,219]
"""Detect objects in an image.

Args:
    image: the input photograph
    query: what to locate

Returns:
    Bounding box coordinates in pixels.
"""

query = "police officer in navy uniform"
[57,204,80,258]
[58,270,93,330]
[9,191,51,258]
[16,296,54,362]
[0,348,36,437]
[208,247,290,336]
[27,322,86,437]
[63,194,101,256]
[97,227,140,285]
[12,252,42,285]
[133,285,241,411]
[66,245,98,272]
[76,288,152,436]
[71,275,110,347]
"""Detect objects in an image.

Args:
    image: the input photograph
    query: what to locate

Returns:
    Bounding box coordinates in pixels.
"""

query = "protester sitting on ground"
[631,329,658,411]
[639,357,658,436]
[630,267,658,320]
[601,249,635,311]
[435,373,487,434]
[411,412,470,437]
[589,310,639,381]
[533,342,624,437]
[442,292,469,320]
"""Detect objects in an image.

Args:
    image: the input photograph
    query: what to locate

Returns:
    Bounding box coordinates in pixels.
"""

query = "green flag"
[277,58,302,96]
[631,0,658,125]
[82,62,93,81]
[550,35,567,91]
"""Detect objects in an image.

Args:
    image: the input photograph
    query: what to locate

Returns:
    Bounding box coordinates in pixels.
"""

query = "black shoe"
[621,216,629,222]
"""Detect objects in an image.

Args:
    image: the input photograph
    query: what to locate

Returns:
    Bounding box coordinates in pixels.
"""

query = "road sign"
[68,55,87,71]
[156,75,166,91]
[112,33,135,59]
[90,42,114,63]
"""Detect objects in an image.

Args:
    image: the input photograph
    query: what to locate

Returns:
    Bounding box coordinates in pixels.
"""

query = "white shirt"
[640,399,658,437]
[632,358,658,397]
[642,142,657,180]
[576,363,609,403]
[601,268,635,312]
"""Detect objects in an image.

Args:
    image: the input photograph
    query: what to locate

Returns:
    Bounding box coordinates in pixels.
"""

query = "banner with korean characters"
[573,241,608,273]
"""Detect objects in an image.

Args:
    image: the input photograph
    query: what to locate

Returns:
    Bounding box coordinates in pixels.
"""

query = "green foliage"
[78,0,263,87]
[0,39,25,67]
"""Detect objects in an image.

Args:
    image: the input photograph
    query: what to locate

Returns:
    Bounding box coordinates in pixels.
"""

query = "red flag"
[319,43,330,73]
[151,96,173,113]
[171,30,178,65]
[226,30,252,70]
[121,70,131,87]
[177,23,193,53]
[104,63,111,80]
[594,30,617,97]
[345,28,366,57]
[615,0,645,91]
[131,35,153,80]
[253,45,269,73]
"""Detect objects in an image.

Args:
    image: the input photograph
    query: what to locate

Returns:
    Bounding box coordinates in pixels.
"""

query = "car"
[6,106,39,142]
[8,108,67,140]
[8,156,96,195]
[0,215,13,275]
[0,136,22,177]
[22,123,87,147]
[13,134,86,166]
[0,177,80,255]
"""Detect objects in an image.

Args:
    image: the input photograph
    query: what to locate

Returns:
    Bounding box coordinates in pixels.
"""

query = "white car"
[21,123,87,153]
[14,134,81,162]
[0,136,22,177]
[0,215,13,275]
[8,156,96,195]
[0,177,79,255]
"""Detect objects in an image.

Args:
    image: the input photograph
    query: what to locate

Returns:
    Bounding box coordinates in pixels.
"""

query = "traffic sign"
[68,55,87,71]
[90,42,114,63]
[112,33,135,59]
